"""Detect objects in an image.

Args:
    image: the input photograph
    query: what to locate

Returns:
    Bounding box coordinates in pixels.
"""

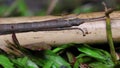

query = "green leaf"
[12,57,38,68]
[52,43,74,53]
[66,52,75,63]
[17,57,28,66]
[43,60,53,68]
[76,44,114,68]
[74,54,92,68]
[43,50,71,68]
[12,57,27,68]
[27,60,39,68]
[0,55,14,68]
[77,44,112,61]
[89,61,114,68]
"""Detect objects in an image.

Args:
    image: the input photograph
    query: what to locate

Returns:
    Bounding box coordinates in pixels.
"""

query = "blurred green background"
[0,0,119,17]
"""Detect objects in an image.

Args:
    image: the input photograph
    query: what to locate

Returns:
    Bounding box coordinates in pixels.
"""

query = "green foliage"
[0,55,14,68]
[74,44,114,68]
[17,0,32,16]
[31,50,71,68]
[37,9,47,16]
[12,57,39,68]
[0,5,8,16]
[0,0,32,17]
[52,43,74,53]
[73,6,96,14]
[77,44,112,61]
[0,43,116,68]
[43,50,71,68]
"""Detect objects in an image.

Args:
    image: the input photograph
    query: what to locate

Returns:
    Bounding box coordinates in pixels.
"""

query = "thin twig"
[103,2,117,64]
[3,0,19,17]
[46,0,59,15]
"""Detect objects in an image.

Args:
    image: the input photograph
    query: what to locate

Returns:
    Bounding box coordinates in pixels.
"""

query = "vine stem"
[102,2,117,64]
[105,10,117,64]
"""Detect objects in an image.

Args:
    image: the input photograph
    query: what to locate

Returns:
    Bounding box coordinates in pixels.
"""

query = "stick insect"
[0,16,105,36]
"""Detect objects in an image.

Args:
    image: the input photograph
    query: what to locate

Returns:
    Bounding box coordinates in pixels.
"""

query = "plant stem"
[106,16,117,64]
[3,0,18,16]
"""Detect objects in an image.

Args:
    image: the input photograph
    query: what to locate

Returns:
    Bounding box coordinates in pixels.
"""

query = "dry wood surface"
[0,11,120,51]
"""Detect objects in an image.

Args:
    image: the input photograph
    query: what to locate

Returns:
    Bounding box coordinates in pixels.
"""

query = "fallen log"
[0,11,120,51]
